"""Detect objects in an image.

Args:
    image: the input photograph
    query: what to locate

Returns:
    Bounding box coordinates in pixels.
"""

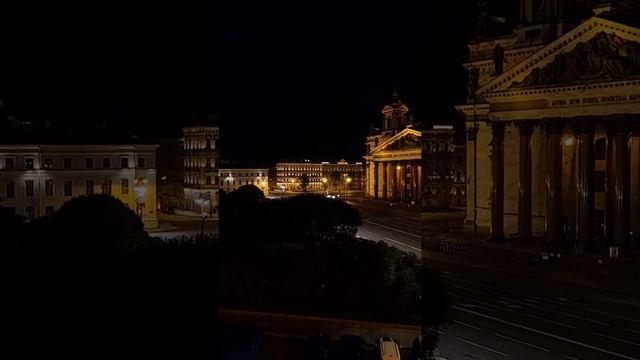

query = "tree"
[298,173,310,192]
[46,194,151,260]
[328,171,341,191]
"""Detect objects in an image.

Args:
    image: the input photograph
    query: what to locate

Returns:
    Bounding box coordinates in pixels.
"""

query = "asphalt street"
[427,257,640,360]
[347,200,422,256]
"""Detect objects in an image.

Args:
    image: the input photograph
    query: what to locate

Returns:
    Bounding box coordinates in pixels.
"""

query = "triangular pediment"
[478,17,640,94]
[371,128,422,153]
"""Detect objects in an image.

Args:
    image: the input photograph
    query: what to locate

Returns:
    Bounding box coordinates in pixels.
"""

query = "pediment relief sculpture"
[510,32,640,89]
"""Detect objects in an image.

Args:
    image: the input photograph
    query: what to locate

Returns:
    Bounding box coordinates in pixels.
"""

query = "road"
[347,199,422,255]
[425,256,640,360]
[149,213,219,239]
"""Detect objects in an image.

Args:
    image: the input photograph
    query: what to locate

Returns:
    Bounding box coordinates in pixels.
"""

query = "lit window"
[25,157,34,170]
[43,158,54,169]
[121,179,129,194]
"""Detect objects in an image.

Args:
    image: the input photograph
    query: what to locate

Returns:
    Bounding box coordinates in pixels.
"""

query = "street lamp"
[322,177,328,195]
[345,177,352,197]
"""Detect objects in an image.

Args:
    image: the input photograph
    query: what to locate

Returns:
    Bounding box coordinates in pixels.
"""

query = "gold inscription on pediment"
[549,94,640,107]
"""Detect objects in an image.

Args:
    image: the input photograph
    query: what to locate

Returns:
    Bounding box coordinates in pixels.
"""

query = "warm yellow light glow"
[396,165,401,170]
[322,177,328,183]
[346,177,352,183]
[564,136,575,146]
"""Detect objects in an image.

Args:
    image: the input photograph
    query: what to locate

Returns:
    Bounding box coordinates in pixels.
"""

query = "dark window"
[5,157,15,169]
[121,157,129,168]
[25,158,34,170]
[206,176,212,185]
[101,179,112,195]
[45,179,54,196]
[5,207,15,215]
[6,181,15,198]
[595,171,605,192]
[26,206,35,219]
[85,158,94,169]
[137,157,145,168]
[25,180,34,197]
[85,180,94,195]
[64,180,72,197]
[103,157,111,168]
[45,206,54,218]
[43,158,54,169]
[121,179,129,195]
[63,157,72,169]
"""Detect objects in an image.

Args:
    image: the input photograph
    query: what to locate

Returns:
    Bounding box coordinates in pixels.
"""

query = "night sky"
[2,1,517,164]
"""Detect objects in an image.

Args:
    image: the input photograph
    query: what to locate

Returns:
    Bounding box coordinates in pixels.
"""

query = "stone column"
[517,122,534,242]
[411,160,420,204]
[575,120,596,252]
[382,161,388,200]
[373,162,379,199]
[490,122,505,242]
[605,124,616,248]
[614,120,631,255]
[545,121,564,245]
[390,162,397,200]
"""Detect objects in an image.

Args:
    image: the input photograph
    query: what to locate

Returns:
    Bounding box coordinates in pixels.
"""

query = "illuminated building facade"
[422,126,466,209]
[183,126,219,218]
[364,91,422,204]
[275,161,364,193]
[0,144,159,228]
[219,168,269,196]
[459,1,640,254]
[275,162,324,192]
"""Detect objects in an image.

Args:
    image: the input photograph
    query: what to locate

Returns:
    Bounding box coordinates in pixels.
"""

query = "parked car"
[337,335,366,359]
[376,337,401,360]
[306,333,331,359]
[219,324,264,360]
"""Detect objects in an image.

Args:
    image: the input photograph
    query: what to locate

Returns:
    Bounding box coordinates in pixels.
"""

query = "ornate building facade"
[275,160,364,193]
[422,126,466,209]
[219,168,269,196]
[365,92,423,204]
[0,144,159,228]
[459,1,640,254]
[183,126,220,218]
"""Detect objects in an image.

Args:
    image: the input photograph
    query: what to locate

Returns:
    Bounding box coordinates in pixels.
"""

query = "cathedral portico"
[459,1,640,254]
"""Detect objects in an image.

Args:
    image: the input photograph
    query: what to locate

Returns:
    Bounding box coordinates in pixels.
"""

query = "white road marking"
[453,305,640,360]
[455,336,508,357]
[526,295,573,307]
[473,299,514,312]
[565,356,581,360]
[524,314,576,329]
[454,320,483,331]
[556,311,611,326]
[383,237,421,252]
[585,308,640,324]
[499,297,545,310]
[478,283,519,294]
[453,285,492,296]
[494,333,550,352]
[364,220,421,238]
[593,332,640,347]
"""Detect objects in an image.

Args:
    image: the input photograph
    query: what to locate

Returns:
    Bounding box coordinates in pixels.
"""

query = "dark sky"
[2,1,517,164]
